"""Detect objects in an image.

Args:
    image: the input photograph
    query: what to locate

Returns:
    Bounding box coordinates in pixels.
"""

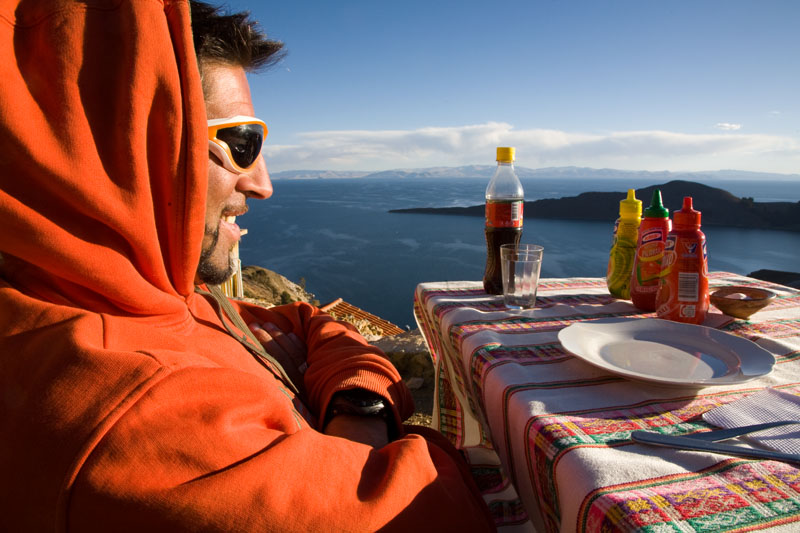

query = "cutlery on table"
[631,420,800,465]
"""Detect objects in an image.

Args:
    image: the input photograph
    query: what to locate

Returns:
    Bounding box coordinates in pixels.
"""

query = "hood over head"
[0,0,207,319]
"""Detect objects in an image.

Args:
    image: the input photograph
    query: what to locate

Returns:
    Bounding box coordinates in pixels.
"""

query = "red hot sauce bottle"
[655,196,709,324]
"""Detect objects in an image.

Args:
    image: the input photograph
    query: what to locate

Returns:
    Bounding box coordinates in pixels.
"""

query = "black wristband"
[323,389,393,434]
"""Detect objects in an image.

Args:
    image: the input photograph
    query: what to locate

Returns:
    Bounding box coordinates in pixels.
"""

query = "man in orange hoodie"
[0,0,496,531]
[190,0,311,412]
[190,0,404,449]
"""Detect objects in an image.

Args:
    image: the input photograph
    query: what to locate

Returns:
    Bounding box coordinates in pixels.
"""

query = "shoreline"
[389,179,800,233]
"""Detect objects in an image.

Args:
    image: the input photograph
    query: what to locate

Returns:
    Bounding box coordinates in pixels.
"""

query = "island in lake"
[389,180,800,233]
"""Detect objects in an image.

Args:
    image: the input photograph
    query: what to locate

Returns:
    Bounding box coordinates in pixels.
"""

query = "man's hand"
[249,322,307,389]
[324,414,390,448]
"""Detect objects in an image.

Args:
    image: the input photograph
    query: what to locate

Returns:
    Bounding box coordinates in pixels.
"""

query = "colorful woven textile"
[414,272,800,532]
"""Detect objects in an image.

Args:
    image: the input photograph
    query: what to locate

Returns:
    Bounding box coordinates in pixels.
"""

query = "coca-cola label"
[486,200,523,228]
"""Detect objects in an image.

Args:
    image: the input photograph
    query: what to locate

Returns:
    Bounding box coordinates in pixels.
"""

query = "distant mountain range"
[270,166,800,182]
[390,180,800,232]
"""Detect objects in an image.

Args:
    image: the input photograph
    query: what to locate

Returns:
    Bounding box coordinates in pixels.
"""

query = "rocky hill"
[390,180,800,232]
[240,265,317,306]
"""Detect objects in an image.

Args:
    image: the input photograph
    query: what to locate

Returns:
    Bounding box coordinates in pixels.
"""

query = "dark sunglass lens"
[216,124,264,169]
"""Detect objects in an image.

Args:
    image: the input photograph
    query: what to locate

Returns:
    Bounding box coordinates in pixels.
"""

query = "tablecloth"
[414,272,800,532]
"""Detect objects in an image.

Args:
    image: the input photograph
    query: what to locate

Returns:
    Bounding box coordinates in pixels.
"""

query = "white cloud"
[715,123,742,131]
[263,122,800,174]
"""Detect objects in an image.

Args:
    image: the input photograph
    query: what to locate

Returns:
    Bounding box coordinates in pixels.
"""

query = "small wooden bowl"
[710,286,776,319]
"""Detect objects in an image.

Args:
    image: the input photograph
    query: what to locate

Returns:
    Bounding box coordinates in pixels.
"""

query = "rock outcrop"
[370,329,435,427]
[241,265,317,306]
[747,269,800,289]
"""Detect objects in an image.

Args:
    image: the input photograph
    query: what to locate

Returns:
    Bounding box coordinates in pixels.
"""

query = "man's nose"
[237,155,272,199]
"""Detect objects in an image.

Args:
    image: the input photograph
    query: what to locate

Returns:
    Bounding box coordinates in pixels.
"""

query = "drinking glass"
[500,244,544,309]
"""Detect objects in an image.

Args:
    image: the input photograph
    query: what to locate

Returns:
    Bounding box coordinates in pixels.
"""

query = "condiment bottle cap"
[644,189,669,218]
[619,189,642,218]
[674,196,701,227]
[496,147,515,163]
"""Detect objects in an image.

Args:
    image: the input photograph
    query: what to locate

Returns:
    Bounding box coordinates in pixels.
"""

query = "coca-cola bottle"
[483,147,524,294]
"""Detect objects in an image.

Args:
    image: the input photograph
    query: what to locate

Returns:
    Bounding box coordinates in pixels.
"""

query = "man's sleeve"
[235,300,415,429]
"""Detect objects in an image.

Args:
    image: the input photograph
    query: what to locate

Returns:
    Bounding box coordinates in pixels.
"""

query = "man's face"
[197,64,272,285]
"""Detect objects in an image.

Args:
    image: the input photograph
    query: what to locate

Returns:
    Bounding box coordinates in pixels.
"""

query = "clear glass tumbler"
[500,244,544,309]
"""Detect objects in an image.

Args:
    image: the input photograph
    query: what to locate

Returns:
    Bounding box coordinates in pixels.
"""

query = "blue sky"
[219,0,799,174]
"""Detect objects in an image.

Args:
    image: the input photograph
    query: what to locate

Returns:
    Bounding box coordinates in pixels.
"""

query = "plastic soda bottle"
[655,196,709,324]
[630,189,670,311]
[483,147,523,294]
[606,189,641,299]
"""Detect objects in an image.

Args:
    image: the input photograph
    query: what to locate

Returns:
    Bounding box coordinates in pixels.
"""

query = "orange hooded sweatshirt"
[0,1,495,531]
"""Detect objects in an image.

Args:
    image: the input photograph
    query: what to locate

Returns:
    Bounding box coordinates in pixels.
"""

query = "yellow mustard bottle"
[606,189,642,299]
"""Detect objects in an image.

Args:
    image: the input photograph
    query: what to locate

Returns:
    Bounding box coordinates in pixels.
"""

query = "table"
[414,272,800,532]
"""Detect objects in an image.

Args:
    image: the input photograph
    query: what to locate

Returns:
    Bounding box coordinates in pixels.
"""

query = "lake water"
[240,177,800,328]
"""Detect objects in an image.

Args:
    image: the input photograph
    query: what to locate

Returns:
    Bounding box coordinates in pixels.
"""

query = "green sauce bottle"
[606,189,642,299]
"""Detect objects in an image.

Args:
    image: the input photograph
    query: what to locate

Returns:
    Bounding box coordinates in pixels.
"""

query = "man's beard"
[196,225,235,285]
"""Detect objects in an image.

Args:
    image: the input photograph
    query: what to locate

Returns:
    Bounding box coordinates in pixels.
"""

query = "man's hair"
[190,1,284,80]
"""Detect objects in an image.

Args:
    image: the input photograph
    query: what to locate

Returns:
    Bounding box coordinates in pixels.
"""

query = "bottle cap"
[643,189,669,218]
[618,189,642,218]
[674,196,701,227]
[496,147,515,163]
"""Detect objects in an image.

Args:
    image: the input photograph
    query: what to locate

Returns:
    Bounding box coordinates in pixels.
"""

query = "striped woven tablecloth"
[413,272,800,532]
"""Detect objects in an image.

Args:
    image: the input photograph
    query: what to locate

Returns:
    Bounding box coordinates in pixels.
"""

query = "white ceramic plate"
[557,318,775,387]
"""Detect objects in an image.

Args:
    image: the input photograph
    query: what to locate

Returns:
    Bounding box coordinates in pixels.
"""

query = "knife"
[631,426,800,465]
[674,420,799,442]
